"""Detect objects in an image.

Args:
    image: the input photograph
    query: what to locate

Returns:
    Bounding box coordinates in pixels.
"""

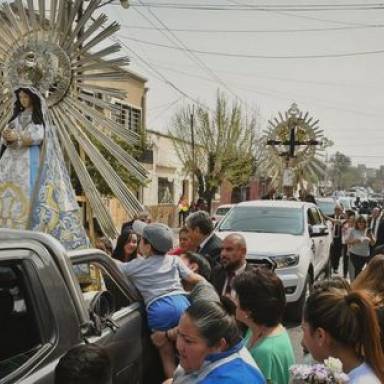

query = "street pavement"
[286,321,304,363]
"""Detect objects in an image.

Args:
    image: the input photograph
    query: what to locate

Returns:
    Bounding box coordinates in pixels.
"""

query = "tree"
[329,152,352,190]
[169,91,262,212]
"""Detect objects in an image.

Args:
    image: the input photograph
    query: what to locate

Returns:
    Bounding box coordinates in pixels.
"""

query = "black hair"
[234,269,286,327]
[55,344,112,384]
[183,251,211,281]
[185,301,241,349]
[9,88,45,126]
[185,211,213,235]
[179,226,188,235]
[112,230,138,262]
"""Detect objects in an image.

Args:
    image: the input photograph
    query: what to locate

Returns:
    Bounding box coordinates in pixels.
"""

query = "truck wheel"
[286,274,312,324]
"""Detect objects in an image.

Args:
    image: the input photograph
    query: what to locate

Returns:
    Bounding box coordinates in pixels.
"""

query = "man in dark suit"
[211,233,253,299]
[374,210,384,250]
[329,204,346,274]
[185,210,222,266]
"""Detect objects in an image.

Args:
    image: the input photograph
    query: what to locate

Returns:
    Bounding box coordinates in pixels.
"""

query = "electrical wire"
[148,60,384,118]
[132,0,250,108]
[151,59,382,90]
[110,34,209,110]
[148,96,184,124]
[113,2,384,12]
[120,23,384,34]
[148,96,183,111]
[117,35,384,59]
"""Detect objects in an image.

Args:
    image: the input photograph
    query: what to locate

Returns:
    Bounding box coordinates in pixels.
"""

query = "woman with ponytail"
[302,288,384,383]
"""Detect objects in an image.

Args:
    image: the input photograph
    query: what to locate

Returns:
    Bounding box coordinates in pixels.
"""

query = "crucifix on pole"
[266,103,320,162]
[265,103,324,197]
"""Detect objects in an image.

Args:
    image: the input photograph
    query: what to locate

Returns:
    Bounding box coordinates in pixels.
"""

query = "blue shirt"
[173,342,266,384]
[118,255,192,305]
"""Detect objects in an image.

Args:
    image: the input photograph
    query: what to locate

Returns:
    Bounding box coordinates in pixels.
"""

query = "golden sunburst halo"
[262,103,332,188]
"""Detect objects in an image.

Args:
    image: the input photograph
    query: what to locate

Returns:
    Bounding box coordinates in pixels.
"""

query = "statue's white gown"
[0,111,43,229]
[0,94,89,250]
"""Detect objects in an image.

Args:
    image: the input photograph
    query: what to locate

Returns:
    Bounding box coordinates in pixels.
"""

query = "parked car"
[211,204,235,225]
[215,200,332,322]
[0,229,162,384]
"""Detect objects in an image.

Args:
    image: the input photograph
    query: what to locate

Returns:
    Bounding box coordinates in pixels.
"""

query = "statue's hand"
[1,128,9,139]
[3,129,18,143]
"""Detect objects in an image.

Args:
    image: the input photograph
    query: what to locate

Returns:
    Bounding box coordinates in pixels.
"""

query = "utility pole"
[190,105,195,205]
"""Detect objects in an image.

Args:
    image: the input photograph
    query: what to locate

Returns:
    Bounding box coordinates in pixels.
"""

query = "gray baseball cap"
[132,220,173,254]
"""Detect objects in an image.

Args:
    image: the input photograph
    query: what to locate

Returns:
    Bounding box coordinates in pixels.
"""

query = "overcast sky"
[100,0,384,169]
[5,0,383,168]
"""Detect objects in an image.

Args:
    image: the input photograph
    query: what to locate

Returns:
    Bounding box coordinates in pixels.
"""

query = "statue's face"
[19,90,32,109]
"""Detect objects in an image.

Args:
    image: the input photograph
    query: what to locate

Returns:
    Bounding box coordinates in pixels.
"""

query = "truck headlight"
[271,254,299,269]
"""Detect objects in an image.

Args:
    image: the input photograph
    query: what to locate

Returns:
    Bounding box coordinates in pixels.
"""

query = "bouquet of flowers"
[290,357,349,383]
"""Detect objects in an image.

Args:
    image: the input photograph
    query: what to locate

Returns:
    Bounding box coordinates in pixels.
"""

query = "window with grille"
[112,102,142,133]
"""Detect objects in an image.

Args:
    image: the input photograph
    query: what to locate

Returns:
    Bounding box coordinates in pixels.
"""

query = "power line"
[151,59,382,91]
[136,57,384,118]
[120,23,384,34]
[133,0,249,107]
[225,0,372,27]
[148,96,184,123]
[115,2,384,12]
[117,35,384,59]
[109,34,209,110]
[148,96,183,111]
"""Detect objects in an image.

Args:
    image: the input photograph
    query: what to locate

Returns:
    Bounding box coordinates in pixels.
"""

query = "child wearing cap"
[116,220,203,379]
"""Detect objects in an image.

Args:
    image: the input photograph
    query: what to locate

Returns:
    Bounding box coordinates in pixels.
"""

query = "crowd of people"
[55,208,384,384]
[329,202,384,280]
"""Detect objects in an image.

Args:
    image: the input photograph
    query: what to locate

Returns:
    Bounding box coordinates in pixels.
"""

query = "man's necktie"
[334,218,340,238]
[225,271,236,295]
[372,218,377,234]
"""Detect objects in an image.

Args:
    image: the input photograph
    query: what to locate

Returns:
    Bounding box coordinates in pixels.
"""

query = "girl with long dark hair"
[112,230,138,262]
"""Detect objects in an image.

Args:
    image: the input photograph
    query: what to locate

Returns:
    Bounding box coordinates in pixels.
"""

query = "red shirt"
[168,247,184,256]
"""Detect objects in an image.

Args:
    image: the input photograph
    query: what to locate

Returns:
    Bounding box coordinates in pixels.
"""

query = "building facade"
[88,68,193,229]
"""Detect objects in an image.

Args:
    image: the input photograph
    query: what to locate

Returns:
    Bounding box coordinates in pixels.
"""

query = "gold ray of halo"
[53,107,118,238]
[69,13,108,52]
[77,22,121,55]
[62,100,148,182]
[63,0,102,50]
[73,44,122,65]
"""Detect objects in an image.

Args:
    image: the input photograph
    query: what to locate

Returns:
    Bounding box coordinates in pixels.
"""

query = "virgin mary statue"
[0,87,89,250]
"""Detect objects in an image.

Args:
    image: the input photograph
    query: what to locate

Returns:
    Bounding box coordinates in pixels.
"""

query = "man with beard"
[211,233,253,299]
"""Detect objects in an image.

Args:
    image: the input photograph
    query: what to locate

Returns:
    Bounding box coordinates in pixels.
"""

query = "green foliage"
[169,91,262,211]
[329,151,381,192]
[329,151,353,190]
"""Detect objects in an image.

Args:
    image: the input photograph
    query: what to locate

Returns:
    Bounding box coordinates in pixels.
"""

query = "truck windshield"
[218,206,304,235]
